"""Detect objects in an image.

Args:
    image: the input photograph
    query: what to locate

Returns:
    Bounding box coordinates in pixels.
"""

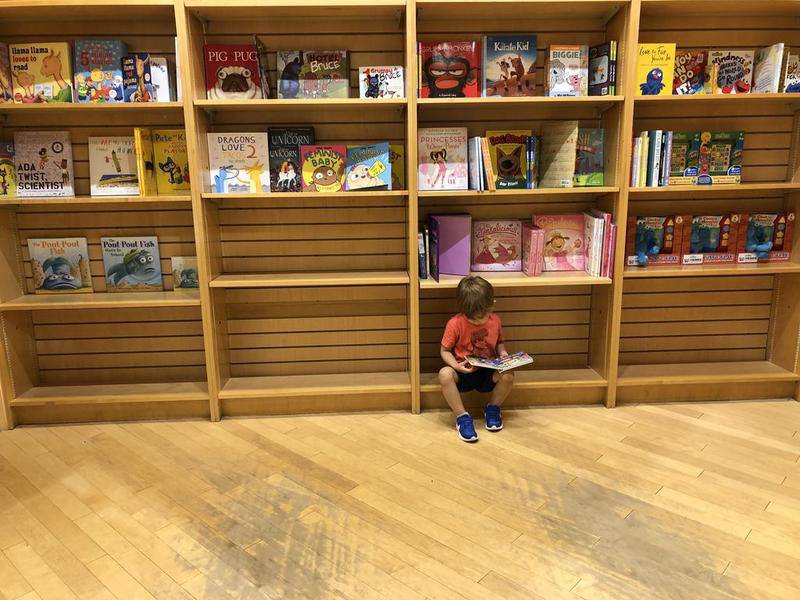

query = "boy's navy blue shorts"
[456,367,496,393]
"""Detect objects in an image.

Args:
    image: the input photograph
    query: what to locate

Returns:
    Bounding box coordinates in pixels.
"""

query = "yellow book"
[10,42,74,103]
[389,143,405,190]
[635,43,676,96]
[152,129,190,194]
[134,128,158,197]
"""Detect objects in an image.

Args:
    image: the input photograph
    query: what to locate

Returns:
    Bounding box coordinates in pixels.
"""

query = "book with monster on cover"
[101,236,163,292]
[27,238,93,294]
[418,41,480,98]
[636,43,676,96]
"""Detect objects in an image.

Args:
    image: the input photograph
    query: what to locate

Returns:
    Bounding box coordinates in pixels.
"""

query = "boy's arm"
[441,346,476,373]
[496,342,509,357]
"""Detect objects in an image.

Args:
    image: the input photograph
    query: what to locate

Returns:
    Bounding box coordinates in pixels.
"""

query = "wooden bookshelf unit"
[1,0,800,428]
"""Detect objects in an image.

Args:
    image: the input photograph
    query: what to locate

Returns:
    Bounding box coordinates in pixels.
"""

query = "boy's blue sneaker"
[456,413,479,442]
[484,404,503,431]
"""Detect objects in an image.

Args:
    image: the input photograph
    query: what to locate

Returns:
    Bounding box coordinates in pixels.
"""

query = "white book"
[150,56,173,102]
[174,36,182,101]
[583,213,604,276]
[782,50,800,92]
[207,132,270,193]
[88,136,139,196]
[650,129,662,188]
[639,132,649,188]
[13,131,74,197]
[754,43,785,93]
[358,66,404,98]
[468,137,481,191]
[631,136,641,187]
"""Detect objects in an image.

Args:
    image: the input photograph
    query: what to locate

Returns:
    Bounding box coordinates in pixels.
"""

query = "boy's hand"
[456,360,477,374]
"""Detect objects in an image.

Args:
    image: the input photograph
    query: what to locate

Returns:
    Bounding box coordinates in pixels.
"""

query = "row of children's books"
[0,130,189,198]
[419,122,604,192]
[638,43,800,96]
[626,213,794,267]
[630,130,743,188]
[26,237,197,294]
[418,213,617,280]
[419,37,616,98]
[0,41,177,104]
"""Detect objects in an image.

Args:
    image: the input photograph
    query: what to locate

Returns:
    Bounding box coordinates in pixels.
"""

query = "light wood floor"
[1,401,800,600]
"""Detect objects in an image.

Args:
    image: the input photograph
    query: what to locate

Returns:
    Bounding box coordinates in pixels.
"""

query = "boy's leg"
[438,366,467,415]
[489,371,514,406]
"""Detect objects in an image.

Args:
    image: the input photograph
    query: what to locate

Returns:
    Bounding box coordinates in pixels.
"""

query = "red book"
[204,44,263,100]
[418,41,480,98]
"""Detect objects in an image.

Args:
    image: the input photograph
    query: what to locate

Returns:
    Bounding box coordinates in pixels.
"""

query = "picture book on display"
[172,256,199,289]
[418,41,479,98]
[545,45,588,96]
[134,128,157,197]
[268,127,314,192]
[28,238,93,294]
[467,352,533,373]
[539,121,578,188]
[346,143,391,191]
[417,127,468,191]
[682,214,739,265]
[522,222,544,277]
[253,36,271,98]
[673,49,707,95]
[389,144,405,190]
[625,215,685,266]
[706,50,754,94]
[277,51,349,99]
[0,43,12,103]
[589,41,616,96]
[482,34,537,97]
[152,129,190,194]
[10,42,74,103]
[635,43,675,96]
[737,213,795,263]
[88,136,138,196]
[101,236,163,292]
[428,214,471,281]
[204,44,263,100]
[574,128,604,186]
[753,43,785,93]
[13,131,74,197]
[300,145,346,192]
[783,52,800,92]
[696,131,744,185]
[0,142,16,197]
[486,130,529,189]
[359,66,404,98]
[207,132,270,193]
[73,40,126,103]
[122,54,154,102]
[471,220,522,271]
[150,56,173,102]
[534,213,586,271]
[668,132,700,185]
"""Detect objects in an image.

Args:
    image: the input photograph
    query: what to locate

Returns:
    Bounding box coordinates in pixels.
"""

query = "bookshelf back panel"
[224,285,409,377]
[619,275,774,365]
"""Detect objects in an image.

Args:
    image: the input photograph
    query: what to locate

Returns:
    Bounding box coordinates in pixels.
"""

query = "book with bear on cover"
[13,131,74,197]
[277,51,349,99]
[204,44,263,100]
[673,49,707,95]
[539,121,578,188]
[0,43,11,103]
[171,256,199,289]
[389,144,405,190]
[300,144,346,193]
[471,220,522,271]
[27,238,93,294]
[101,236,163,292]
[706,50,754,94]
[485,130,530,189]
[268,127,315,192]
[207,132,269,194]
[0,142,16,197]
[635,43,676,96]
[482,34,537,97]
[10,42,74,103]
[545,45,588,96]
[417,127,468,191]
[418,41,480,98]
[359,66,404,98]
[534,213,586,271]
[88,136,138,196]
[574,128,604,187]
[152,129,190,194]
[345,143,391,191]
[73,40,126,103]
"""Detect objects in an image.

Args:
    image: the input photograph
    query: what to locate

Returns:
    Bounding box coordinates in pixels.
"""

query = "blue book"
[345,142,391,191]
[482,34,537,97]
[73,40,127,103]
[122,54,154,102]
[418,230,428,279]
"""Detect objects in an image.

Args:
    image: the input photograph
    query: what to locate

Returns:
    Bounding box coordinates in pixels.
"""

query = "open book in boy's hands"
[466,352,533,373]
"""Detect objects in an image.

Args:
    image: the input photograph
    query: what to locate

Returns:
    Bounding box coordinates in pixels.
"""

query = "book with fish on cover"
[27,238,93,294]
[101,236,163,292]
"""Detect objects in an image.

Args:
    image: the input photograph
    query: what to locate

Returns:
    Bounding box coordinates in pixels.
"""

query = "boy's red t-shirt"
[441,313,504,361]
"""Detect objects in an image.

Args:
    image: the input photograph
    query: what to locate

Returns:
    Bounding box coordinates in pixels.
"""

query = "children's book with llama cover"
[482,34,537,97]
[417,127,468,191]
[534,213,586,271]
[204,44,263,100]
[418,41,480,98]
[122,53,154,102]
[0,142,16,197]
[346,143,391,191]
[467,352,533,372]
[471,220,522,271]
[27,238,93,294]
[389,144,405,190]
[152,129,190,194]
[88,136,138,196]
[207,132,269,193]
[10,42,74,103]
[486,130,530,190]
[0,43,11,103]
[268,127,315,192]
[635,43,676,96]
[300,145,347,192]
[101,236,163,292]
[705,50,754,94]
[359,66,404,98]
[73,40,126,103]
[134,128,158,196]
[545,45,588,96]
[13,131,74,197]
[171,256,199,288]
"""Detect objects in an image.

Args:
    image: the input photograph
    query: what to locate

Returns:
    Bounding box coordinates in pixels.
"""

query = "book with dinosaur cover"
[471,220,522,271]
[152,129,190,194]
[88,136,138,196]
[0,43,11,103]
[418,41,480,98]
[482,34,537,97]
[133,128,157,197]
[534,213,586,271]
[389,144,405,190]
[737,213,795,263]
[753,43,785,94]
[300,144,346,193]
[73,40,126,103]
[0,142,15,197]
[345,143,391,191]
[485,130,529,190]
[150,56,173,102]
[204,44,263,100]
[574,128,604,187]
[207,132,269,193]
[268,127,314,192]
[682,214,740,265]
[122,53,154,102]
[359,66,404,98]
[635,43,675,96]
[27,238,93,294]
[417,127,468,191]
[539,121,578,188]
[101,236,163,292]
[706,50,754,94]
[278,50,349,99]
[13,131,74,197]
[10,42,74,103]
[696,131,744,185]
[589,41,616,96]
[545,45,588,96]
[171,256,199,289]
[673,49,707,95]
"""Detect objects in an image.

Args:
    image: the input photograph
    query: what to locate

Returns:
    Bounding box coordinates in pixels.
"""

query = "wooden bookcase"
[0,0,799,428]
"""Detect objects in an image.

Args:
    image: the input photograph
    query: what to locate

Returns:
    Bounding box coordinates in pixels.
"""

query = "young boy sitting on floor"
[438,275,514,442]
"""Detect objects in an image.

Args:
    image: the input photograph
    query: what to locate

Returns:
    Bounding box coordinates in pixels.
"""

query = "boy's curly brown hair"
[456,275,494,319]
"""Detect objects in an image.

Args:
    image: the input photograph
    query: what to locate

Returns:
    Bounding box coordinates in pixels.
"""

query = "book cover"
[737,213,795,262]
[591,208,613,276]
[101,236,163,292]
[207,132,269,193]
[583,212,604,276]
[783,52,800,92]
[753,43,785,93]
[539,121,578,188]
[534,213,586,271]
[428,220,439,281]
[696,131,744,185]
[574,128,604,187]
[486,130,530,189]
[625,215,685,266]
[647,129,662,188]
[73,40,126,103]
[10,42,74,103]
[0,142,16,197]
[253,36,271,98]
[589,41,616,96]
[630,136,642,187]
[152,129,190,194]
[122,53,154,102]
[268,127,315,192]
[706,50,754,94]
[417,229,428,280]
[673,49,707,95]
[359,66,404,98]
[668,132,701,185]
[480,137,496,191]
[27,238,93,294]
[389,144,405,190]
[150,56,173,102]
[276,51,303,99]
[430,214,471,276]
[88,136,138,196]
[527,135,539,189]
[482,34,537,97]
[522,222,544,276]
[636,43,676,96]
[345,143,391,191]
[0,43,11,103]
[471,220,522,271]
[468,137,482,191]
[545,45,588,96]
[682,214,740,265]
[171,256,199,288]
[467,352,533,372]
[13,131,74,197]
[417,127,468,191]
[300,145,346,192]
[418,41,479,98]
[133,128,158,197]
[638,131,649,187]
[281,50,348,99]
[204,44,263,100]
